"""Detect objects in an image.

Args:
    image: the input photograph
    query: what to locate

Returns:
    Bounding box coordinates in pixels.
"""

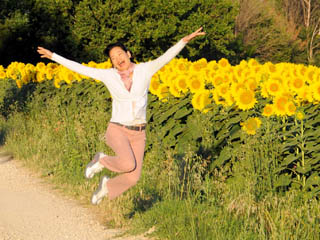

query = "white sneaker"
[91,176,109,205]
[85,152,106,179]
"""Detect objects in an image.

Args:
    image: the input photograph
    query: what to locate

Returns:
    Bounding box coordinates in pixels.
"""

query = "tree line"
[1,0,320,67]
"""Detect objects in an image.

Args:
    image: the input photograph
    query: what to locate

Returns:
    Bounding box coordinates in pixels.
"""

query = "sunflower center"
[192,80,201,89]
[240,90,254,105]
[246,119,258,131]
[264,106,272,114]
[270,83,279,92]
[293,78,303,89]
[288,103,296,113]
[179,79,187,89]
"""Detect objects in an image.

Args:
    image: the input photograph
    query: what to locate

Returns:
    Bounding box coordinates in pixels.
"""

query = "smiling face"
[109,47,132,71]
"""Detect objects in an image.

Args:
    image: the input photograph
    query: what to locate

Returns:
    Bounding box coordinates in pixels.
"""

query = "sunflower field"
[1,57,320,238]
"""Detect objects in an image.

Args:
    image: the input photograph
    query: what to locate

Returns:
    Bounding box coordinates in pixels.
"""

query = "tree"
[279,0,320,65]
[235,0,303,64]
[0,0,76,66]
[70,0,240,63]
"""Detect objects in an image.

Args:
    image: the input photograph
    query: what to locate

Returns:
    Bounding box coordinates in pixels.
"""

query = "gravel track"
[0,154,149,240]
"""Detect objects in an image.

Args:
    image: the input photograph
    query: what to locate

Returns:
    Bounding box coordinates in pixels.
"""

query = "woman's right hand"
[37,47,53,59]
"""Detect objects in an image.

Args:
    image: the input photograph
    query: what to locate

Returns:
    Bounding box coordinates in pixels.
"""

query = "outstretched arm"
[182,27,206,43]
[148,27,206,75]
[37,47,108,81]
[37,47,53,59]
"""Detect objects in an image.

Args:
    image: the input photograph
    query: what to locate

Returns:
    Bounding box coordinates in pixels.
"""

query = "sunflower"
[245,77,258,92]
[248,58,260,68]
[230,82,246,98]
[157,65,167,77]
[203,68,213,84]
[176,59,190,73]
[36,62,45,71]
[290,77,305,94]
[212,73,224,87]
[224,91,235,106]
[295,110,305,121]
[305,66,317,83]
[212,89,225,105]
[262,104,274,117]
[312,81,320,101]
[6,65,18,80]
[54,77,61,88]
[63,70,75,84]
[221,73,231,85]
[190,58,207,73]
[297,85,313,103]
[160,70,175,86]
[157,85,169,102]
[45,68,54,80]
[36,72,46,83]
[285,101,296,116]
[216,83,230,99]
[260,83,270,99]
[16,80,23,89]
[74,73,84,82]
[241,117,262,135]
[273,95,288,116]
[99,60,112,69]
[166,73,178,86]
[234,65,244,79]
[297,64,307,77]
[87,61,97,68]
[191,90,212,112]
[169,81,183,98]
[149,74,161,95]
[21,73,30,84]
[235,88,256,110]
[176,74,189,93]
[218,58,230,69]
[264,62,277,74]
[187,74,204,93]
[0,68,6,79]
[266,78,282,97]
[207,60,219,71]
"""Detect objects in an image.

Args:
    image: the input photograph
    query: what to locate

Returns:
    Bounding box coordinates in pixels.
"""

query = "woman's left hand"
[182,27,206,43]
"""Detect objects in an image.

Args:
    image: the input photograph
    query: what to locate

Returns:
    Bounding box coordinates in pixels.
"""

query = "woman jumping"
[37,27,205,205]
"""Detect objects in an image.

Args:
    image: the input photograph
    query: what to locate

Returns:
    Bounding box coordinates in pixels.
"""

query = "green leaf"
[229,124,241,141]
[305,143,320,153]
[211,146,231,169]
[170,124,185,137]
[305,173,320,189]
[227,115,241,125]
[174,107,193,120]
[295,165,312,175]
[281,154,300,166]
[156,98,190,124]
[274,174,292,188]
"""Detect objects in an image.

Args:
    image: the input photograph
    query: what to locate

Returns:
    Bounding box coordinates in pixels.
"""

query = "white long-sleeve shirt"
[52,39,187,126]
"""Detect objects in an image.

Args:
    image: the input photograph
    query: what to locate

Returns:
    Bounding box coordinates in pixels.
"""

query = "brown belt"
[111,122,146,131]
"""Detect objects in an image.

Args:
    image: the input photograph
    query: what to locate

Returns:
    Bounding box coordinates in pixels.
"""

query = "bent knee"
[123,161,136,172]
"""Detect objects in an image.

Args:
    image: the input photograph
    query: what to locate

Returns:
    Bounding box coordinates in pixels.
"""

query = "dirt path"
[0,154,149,240]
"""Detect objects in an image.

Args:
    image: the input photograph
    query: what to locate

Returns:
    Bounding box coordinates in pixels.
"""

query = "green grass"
[1,81,320,239]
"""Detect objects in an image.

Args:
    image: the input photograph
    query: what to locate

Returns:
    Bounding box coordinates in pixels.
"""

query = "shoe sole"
[85,153,103,179]
[92,176,108,205]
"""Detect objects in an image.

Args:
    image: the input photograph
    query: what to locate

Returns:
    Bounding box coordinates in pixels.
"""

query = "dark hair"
[104,42,133,62]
